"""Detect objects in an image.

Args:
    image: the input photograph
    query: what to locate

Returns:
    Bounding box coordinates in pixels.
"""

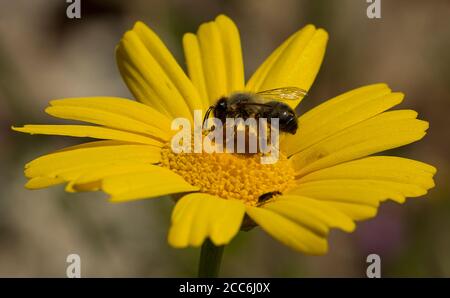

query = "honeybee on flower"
[13,15,436,276]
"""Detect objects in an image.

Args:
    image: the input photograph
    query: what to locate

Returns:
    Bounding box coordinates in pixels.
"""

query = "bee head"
[213,97,228,122]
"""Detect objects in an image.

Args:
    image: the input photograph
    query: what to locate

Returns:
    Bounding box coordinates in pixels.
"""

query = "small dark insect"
[258,191,282,205]
[203,87,307,135]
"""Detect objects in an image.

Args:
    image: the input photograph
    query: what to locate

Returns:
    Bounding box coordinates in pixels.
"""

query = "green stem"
[198,239,224,278]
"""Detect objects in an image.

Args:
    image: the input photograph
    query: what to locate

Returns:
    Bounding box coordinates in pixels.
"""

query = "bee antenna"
[203,106,214,129]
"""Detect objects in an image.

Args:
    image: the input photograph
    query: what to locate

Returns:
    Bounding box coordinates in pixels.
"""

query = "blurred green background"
[0,0,449,277]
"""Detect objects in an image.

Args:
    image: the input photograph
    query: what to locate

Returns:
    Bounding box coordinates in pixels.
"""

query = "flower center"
[160,145,296,206]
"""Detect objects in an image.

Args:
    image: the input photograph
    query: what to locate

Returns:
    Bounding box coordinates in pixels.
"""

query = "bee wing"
[237,102,272,108]
[256,87,307,102]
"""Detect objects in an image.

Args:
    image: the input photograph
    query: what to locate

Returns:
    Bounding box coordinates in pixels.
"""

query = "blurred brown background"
[0,0,449,277]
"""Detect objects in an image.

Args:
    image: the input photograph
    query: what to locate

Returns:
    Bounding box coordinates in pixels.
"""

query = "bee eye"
[280,111,290,118]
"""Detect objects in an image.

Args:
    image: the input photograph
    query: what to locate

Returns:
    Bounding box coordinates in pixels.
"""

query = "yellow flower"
[13,15,436,255]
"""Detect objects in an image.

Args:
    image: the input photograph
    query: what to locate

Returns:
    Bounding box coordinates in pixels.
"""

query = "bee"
[203,87,307,135]
[257,191,281,205]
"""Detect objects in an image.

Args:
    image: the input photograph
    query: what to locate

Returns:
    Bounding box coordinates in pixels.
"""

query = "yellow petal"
[294,156,436,220]
[12,125,163,146]
[245,33,296,95]
[116,52,170,114]
[117,30,193,120]
[103,167,199,202]
[54,140,130,152]
[132,22,203,114]
[70,181,100,192]
[25,176,64,189]
[65,163,162,192]
[283,84,403,156]
[215,15,245,94]
[72,163,158,186]
[324,201,378,221]
[246,205,328,254]
[290,110,429,176]
[298,156,436,189]
[297,156,436,182]
[196,22,227,103]
[263,195,355,235]
[246,24,328,108]
[23,142,161,180]
[23,141,154,190]
[183,33,209,109]
[289,179,428,205]
[45,106,170,141]
[49,97,172,133]
[168,193,246,247]
[183,15,245,106]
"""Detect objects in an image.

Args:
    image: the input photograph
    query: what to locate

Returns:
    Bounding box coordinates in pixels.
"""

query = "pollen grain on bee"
[170,110,280,164]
